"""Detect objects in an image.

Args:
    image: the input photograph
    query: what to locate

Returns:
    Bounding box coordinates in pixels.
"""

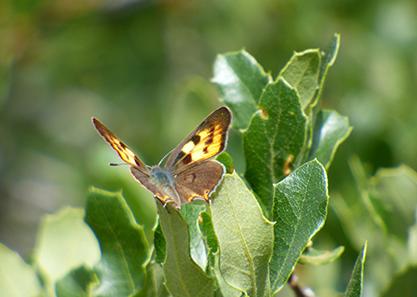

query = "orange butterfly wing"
[92,117,147,172]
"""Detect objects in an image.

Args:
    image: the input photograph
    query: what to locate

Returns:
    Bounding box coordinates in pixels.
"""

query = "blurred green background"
[1,0,416,296]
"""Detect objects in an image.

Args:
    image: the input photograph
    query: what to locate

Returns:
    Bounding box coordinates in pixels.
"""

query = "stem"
[288,273,315,297]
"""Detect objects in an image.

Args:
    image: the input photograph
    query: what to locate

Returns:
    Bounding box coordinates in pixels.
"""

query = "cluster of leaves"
[0,36,367,297]
[333,157,417,296]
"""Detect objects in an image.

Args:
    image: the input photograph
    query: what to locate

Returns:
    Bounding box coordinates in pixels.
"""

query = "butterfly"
[92,106,232,209]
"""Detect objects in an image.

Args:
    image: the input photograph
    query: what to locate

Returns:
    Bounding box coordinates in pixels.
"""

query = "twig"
[288,273,315,297]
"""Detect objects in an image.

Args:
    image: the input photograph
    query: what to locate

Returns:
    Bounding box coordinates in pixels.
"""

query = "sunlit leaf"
[213,253,243,297]
[179,202,208,270]
[213,50,270,129]
[299,246,345,265]
[0,243,41,297]
[211,173,274,297]
[279,49,321,109]
[33,208,100,293]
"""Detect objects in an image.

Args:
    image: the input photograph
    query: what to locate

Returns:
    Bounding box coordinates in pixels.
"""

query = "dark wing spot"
[191,134,201,145]
[134,156,142,167]
[174,151,186,164]
[209,126,215,133]
[183,154,192,164]
[205,137,213,145]
[120,142,127,149]
[185,173,196,183]
[203,146,209,153]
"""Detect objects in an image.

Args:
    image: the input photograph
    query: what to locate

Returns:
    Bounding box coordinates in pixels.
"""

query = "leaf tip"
[361,241,368,258]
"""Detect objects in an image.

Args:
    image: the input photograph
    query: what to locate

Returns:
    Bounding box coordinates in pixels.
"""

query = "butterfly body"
[92,106,232,209]
[149,166,181,206]
[149,166,175,187]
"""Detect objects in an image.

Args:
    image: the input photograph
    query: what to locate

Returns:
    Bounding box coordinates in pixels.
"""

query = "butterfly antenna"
[109,162,129,167]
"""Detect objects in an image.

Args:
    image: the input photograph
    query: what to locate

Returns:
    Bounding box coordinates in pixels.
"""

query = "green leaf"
[309,110,352,169]
[299,246,345,265]
[213,253,243,297]
[154,221,166,265]
[212,50,270,129]
[33,208,100,293]
[310,33,340,109]
[179,202,208,270]
[298,35,341,164]
[55,266,98,297]
[381,266,417,297]
[157,203,215,297]
[210,173,274,297]
[369,165,417,241]
[216,152,234,174]
[85,188,150,297]
[199,211,219,255]
[199,211,241,297]
[270,160,328,293]
[0,243,41,297]
[320,34,340,78]
[345,242,367,297]
[278,49,321,109]
[137,263,170,297]
[243,78,307,218]
[408,210,417,265]
[345,156,387,239]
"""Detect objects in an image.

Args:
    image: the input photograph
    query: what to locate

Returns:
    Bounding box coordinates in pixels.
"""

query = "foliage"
[345,242,367,297]
[2,1,417,296]
[0,36,374,297]
[333,159,417,296]
[2,30,416,297]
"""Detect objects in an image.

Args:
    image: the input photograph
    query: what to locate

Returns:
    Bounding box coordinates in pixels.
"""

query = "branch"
[288,273,315,297]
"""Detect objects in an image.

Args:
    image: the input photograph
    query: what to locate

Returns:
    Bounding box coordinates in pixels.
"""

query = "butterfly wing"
[175,160,225,202]
[92,117,148,172]
[164,106,232,173]
[92,118,175,201]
